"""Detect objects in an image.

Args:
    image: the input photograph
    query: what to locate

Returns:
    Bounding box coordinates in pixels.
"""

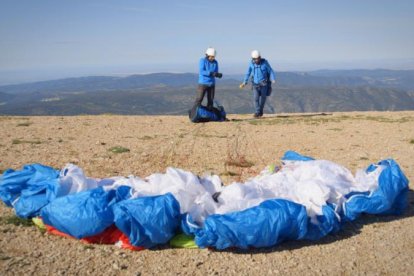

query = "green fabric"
[32,217,46,232]
[170,234,198,249]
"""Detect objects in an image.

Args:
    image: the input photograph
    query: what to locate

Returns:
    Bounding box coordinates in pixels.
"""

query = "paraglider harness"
[250,59,272,96]
[189,101,226,123]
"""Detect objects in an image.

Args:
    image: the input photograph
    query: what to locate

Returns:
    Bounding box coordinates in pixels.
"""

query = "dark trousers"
[194,85,215,109]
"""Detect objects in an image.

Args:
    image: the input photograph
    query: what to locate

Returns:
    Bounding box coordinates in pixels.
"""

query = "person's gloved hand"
[239,83,246,89]
[272,80,276,84]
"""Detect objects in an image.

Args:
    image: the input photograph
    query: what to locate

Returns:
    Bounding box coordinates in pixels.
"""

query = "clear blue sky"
[1,0,414,84]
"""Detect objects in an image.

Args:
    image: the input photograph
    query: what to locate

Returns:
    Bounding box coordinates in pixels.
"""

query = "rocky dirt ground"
[0,111,413,275]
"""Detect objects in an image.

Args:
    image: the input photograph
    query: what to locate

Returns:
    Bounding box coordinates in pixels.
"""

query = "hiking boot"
[253,113,260,118]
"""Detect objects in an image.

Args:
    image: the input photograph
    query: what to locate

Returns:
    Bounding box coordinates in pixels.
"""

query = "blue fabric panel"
[282,151,315,161]
[113,193,181,248]
[193,199,308,250]
[0,164,59,210]
[344,159,409,221]
[41,187,120,238]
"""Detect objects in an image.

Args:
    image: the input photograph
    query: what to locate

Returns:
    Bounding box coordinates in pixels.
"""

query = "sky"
[0,0,414,84]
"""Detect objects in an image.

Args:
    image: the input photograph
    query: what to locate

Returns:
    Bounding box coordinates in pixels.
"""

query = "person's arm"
[199,58,211,77]
[243,63,253,84]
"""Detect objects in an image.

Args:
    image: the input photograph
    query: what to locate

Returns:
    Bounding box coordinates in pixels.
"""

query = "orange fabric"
[45,223,144,250]
[45,225,74,239]
[82,225,122,244]
[119,233,145,251]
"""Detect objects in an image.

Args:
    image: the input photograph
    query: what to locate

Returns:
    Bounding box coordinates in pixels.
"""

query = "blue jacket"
[198,57,219,86]
[243,59,276,85]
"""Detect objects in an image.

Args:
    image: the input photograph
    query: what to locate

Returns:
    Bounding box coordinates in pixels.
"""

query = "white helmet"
[251,50,261,59]
[205,47,216,57]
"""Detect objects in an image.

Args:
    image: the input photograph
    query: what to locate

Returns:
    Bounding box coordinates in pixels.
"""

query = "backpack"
[189,104,226,123]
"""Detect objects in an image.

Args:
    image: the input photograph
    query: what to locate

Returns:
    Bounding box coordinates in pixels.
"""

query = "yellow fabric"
[32,217,46,232]
[170,234,198,249]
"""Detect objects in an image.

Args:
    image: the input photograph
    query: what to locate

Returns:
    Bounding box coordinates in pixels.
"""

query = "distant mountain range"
[0,69,413,115]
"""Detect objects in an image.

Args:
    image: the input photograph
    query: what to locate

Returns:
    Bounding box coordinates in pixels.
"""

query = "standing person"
[240,50,276,118]
[193,47,223,110]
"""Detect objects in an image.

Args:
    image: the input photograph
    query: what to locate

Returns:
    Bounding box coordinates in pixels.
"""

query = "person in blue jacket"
[193,47,223,110]
[240,50,276,117]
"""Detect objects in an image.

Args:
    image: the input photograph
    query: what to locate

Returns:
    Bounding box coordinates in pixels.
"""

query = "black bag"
[267,84,272,96]
[189,105,226,123]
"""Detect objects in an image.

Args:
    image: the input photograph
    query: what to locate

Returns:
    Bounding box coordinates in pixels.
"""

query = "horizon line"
[1,67,414,86]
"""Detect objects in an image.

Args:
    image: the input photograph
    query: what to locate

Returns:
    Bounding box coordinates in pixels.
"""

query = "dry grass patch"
[220,170,240,177]
[249,115,350,126]
[225,156,254,168]
[16,122,32,127]
[195,133,227,138]
[108,146,130,153]
[12,139,42,145]
[362,116,413,123]
[139,135,154,140]
[249,114,413,126]
[0,215,34,227]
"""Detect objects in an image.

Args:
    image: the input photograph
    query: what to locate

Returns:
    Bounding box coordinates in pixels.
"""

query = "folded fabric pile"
[0,151,408,250]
